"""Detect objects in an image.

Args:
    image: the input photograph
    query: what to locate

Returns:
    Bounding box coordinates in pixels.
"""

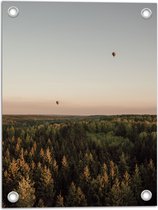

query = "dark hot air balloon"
[56,101,59,105]
[112,52,116,57]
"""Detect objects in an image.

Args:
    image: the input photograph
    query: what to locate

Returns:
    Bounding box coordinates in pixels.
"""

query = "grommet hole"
[141,8,152,19]
[8,6,19,18]
[7,191,19,203]
[141,190,152,201]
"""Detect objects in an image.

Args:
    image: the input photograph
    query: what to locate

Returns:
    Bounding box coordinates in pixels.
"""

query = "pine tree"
[62,155,68,168]
[131,164,142,204]
[109,160,118,186]
[52,159,58,175]
[45,147,52,164]
[119,153,129,176]
[16,175,35,207]
[119,181,136,206]
[119,171,136,206]
[101,163,109,186]
[66,182,87,206]
[38,166,55,206]
[17,153,30,176]
[56,194,64,207]
[110,172,136,206]
[8,159,19,181]
[83,166,90,182]
[33,142,37,151]
[40,148,45,159]
[110,178,121,206]
[15,143,20,154]
[95,164,109,205]
[31,161,36,170]
[85,153,93,165]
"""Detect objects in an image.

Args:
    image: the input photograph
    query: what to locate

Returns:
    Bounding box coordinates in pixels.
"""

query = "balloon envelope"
[112,52,116,57]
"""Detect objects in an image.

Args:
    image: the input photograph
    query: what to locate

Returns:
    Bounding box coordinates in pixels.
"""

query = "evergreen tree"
[16,175,35,207]
[62,155,68,168]
[56,194,64,207]
[110,172,136,206]
[37,165,55,206]
[66,182,87,206]
[119,153,129,176]
[83,166,91,182]
[131,164,142,204]
[45,147,52,164]
[109,161,118,186]
[110,178,121,206]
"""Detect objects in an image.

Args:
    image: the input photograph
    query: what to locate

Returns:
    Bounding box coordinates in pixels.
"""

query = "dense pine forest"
[2,115,157,207]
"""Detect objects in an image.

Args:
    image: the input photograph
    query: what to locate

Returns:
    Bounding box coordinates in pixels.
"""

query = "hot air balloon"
[112,52,116,57]
[56,101,59,105]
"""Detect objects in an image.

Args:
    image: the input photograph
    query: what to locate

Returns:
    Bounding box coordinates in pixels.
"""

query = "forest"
[2,115,157,207]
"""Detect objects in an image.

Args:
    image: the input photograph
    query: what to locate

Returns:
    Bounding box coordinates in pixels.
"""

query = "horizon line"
[2,113,157,116]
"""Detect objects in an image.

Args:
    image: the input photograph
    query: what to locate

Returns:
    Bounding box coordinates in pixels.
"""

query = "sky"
[2,2,157,115]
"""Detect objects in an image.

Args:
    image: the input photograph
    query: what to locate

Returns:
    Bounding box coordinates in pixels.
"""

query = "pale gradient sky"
[2,2,157,115]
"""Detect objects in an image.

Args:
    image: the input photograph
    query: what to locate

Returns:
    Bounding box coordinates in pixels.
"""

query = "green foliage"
[131,164,142,204]
[2,115,157,207]
[66,182,87,206]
